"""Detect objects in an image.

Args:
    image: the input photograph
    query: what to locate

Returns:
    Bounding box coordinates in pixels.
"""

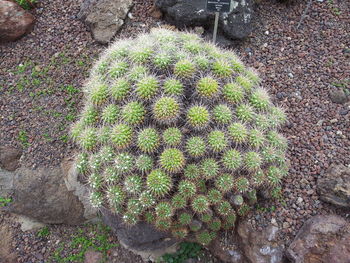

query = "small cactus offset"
[72,28,288,246]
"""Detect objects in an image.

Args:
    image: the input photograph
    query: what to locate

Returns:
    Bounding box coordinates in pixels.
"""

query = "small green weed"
[37,226,50,238]
[332,7,341,15]
[65,113,76,122]
[162,242,202,263]
[0,196,12,207]
[65,85,80,95]
[255,204,273,213]
[16,76,30,92]
[58,123,67,132]
[60,134,69,143]
[76,60,85,67]
[18,130,30,148]
[15,0,37,10]
[14,61,33,74]
[331,79,349,88]
[50,223,118,263]
[32,78,41,86]
[57,52,71,65]
[327,0,342,16]
[43,132,54,142]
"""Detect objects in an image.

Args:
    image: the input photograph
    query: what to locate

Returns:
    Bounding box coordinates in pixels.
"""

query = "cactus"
[146,169,172,197]
[187,105,210,129]
[196,230,213,246]
[163,128,182,146]
[135,154,153,173]
[121,101,145,125]
[72,28,288,246]
[192,195,210,214]
[160,148,185,173]
[207,130,228,152]
[178,180,197,198]
[153,97,180,123]
[155,202,173,219]
[179,212,192,226]
[196,77,219,99]
[215,173,234,193]
[163,78,184,96]
[208,189,222,204]
[184,164,201,181]
[209,218,222,231]
[221,149,242,171]
[171,194,187,210]
[137,128,160,153]
[186,136,206,157]
[213,104,233,125]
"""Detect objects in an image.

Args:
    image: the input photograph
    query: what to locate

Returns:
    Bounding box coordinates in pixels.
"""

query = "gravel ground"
[0,0,349,261]
[237,0,350,244]
[0,211,145,263]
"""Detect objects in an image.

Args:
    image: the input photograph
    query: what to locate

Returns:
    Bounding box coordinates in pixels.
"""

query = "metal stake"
[213,12,219,44]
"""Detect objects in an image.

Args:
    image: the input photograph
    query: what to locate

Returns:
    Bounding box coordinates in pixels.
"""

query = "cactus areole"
[72,28,288,246]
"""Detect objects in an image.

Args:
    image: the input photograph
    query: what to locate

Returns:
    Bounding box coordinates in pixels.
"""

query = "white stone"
[297,197,303,204]
[15,215,46,231]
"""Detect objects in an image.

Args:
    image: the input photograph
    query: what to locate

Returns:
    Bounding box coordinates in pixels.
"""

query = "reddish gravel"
[0,0,349,261]
[236,0,350,244]
[0,0,159,169]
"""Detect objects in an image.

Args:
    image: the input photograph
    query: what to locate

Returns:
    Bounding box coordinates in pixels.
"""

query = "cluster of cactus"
[72,28,288,246]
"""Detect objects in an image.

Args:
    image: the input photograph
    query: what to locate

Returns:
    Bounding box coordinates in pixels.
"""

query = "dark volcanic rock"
[220,0,254,39]
[287,215,350,263]
[317,164,350,208]
[155,0,253,40]
[101,208,178,261]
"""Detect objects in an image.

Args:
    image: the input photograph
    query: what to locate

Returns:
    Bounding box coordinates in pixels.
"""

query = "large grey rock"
[78,0,133,44]
[101,208,178,261]
[0,146,22,171]
[317,164,350,208]
[8,166,84,224]
[208,222,283,263]
[155,0,253,40]
[77,0,99,20]
[208,236,246,263]
[237,222,284,263]
[0,0,35,42]
[7,159,97,225]
[0,169,14,197]
[287,215,350,263]
[329,89,349,104]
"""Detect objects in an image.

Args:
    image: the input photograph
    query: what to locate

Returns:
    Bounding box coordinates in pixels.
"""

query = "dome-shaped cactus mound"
[72,28,288,246]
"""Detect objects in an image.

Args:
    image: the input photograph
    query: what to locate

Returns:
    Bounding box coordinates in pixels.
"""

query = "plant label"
[206,0,231,13]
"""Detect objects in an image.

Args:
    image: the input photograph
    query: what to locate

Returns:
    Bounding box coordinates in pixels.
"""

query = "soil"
[0,0,349,262]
